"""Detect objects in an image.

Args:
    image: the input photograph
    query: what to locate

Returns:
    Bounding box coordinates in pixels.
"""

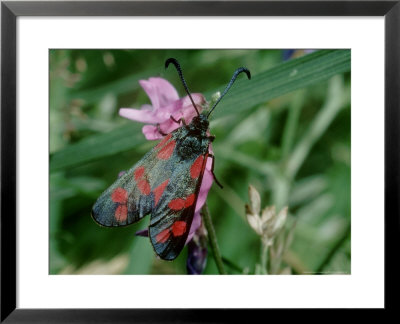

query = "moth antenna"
[207,67,251,118]
[165,58,200,116]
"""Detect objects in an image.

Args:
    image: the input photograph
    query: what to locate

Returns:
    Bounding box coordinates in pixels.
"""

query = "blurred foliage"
[49,49,351,275]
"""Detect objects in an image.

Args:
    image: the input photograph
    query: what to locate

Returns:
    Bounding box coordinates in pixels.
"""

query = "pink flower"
[120,77,206,140]
[121,77,213,243]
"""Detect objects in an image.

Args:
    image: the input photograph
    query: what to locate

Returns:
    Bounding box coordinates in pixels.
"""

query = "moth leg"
[170,115,187,126]
[170,115,180,124]
[156,124,168,136]
[208,153,223,189]
[208,135,215,142]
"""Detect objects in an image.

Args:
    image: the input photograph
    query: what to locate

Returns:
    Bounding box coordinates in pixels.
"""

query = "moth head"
[191,114,209,132]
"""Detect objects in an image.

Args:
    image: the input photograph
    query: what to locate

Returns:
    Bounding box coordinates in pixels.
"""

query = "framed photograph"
[1,0,397,321]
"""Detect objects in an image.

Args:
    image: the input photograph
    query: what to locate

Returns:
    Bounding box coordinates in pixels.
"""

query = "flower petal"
[142,125,164,140]
[195,158,213,214]
[272,206,288,234]
[246,213,263,236]
[186,238,207,275]
[248,185,261,215]
[139,77,179,109]
[119,107,168,124]
[186,211,202,244]
[261,206,276,224]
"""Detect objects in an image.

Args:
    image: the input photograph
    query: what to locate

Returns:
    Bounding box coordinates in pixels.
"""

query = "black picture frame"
[1,0,398,321]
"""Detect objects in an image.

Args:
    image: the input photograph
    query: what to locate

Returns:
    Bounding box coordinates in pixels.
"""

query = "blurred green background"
[49,49,351,275]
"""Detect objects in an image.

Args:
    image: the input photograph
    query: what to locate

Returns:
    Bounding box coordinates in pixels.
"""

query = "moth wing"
[149,152,209,260]
[92,133,178,227]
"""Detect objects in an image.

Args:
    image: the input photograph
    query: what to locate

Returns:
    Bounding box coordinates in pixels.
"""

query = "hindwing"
[149,152,209,260]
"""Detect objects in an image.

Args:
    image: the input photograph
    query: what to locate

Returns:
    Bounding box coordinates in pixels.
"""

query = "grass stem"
[202,204,227,275]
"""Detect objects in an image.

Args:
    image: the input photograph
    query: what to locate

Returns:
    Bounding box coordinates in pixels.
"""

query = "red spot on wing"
[134,166,145,181]
[134,166,151,195]
[168,194,196,211]
[168,198,185,211]
[157,140,176,160]
[115,204,128,222]
[111,187,128,204]
[155,228,171,244]
[155,133,172,149]
[153,179,169,206]
[138,179,151,195]
[184,194,196,208]
[171,221,187,237]
[190,155,204,179]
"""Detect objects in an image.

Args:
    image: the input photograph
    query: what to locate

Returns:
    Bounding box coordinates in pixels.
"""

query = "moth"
[92,58,250,260]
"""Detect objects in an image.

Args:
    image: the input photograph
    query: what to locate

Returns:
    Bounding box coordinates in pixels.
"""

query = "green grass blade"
[210,49,350,119]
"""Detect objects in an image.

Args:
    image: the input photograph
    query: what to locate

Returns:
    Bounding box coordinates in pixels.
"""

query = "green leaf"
[50,50,350,172]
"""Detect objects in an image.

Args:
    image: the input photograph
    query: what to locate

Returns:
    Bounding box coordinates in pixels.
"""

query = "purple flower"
[186,212,208,274]
[122,77,213,245]
[186,235,208,275]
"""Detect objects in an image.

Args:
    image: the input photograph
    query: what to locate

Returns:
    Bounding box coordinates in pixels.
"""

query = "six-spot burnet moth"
[92,58,251,260]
